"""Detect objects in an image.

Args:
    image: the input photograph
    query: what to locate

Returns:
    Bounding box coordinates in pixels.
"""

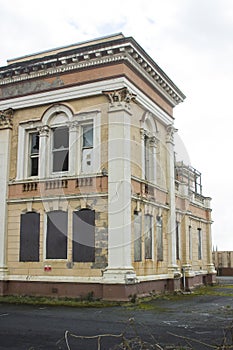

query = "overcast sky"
[1,0,232,250]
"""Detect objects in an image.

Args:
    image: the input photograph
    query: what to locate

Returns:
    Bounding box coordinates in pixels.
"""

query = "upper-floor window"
[29,132,39,176]
[81,125,93,173]
[52,126,69,172]
[16,105,101,180]
[141,112,158,184]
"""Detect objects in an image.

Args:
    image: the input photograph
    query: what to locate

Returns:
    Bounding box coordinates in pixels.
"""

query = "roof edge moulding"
[0,33,185,106]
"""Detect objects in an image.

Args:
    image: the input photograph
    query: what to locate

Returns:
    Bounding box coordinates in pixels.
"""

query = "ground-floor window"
[156,216,163,261]
[134,211,142,262]
[144,214,153,259]
[20,212,40,262]
[198,228,202,260]
[46,210,68,259]
[72,209,95,262]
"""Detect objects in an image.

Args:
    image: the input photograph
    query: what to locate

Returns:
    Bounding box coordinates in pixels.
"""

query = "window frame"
[16,107,101,180]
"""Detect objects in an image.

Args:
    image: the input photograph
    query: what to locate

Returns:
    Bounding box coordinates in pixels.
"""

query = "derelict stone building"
[0,34,216,300]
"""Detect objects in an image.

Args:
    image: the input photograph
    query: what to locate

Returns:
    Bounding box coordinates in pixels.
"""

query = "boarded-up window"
[20,212,40,262]
[176,221,180,260]
[156,216,163,261]
[73,209,95,262]
[144,214,153,259]
[134,211,142,262]
[46,211,68,259]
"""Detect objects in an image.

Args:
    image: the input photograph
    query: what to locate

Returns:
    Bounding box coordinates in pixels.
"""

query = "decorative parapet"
[0,108,14,129]
[103,87,136,110]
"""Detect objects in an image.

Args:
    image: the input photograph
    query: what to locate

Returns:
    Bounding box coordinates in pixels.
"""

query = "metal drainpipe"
[182,267,186,291]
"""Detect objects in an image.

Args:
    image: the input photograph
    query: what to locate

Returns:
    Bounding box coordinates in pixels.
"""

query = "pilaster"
[166,125,180,277]
[0,108,13,278]
[38,125,50,179]
[102,88,136,284]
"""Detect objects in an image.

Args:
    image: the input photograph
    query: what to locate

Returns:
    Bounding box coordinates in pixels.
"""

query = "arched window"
[72,209,95,262]
[141,112,158,183]
[20,212,40,262]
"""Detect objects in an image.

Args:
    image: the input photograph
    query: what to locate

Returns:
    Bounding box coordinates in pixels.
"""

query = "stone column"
[166,125,180,278]
[206,216,216,276]
[0,109,13,284]
[102,88,136,284]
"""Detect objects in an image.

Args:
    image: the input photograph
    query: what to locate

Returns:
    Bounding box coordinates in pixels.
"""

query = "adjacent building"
[0,34,216,300]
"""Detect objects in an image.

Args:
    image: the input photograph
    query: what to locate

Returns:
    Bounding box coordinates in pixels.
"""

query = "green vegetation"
[0,284,232,308]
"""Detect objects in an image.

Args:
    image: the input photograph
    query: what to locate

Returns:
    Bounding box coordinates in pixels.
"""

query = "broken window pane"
[52,126,69,172]
[82,125,93,148]
[29,132,39,176]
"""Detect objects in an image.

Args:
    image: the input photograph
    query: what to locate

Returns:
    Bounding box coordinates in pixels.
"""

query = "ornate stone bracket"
[0,108,14,129]
[103,87,136,110]
[166,124,178,144]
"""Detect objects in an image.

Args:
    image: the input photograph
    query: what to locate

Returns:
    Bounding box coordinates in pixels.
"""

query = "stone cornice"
[0,37,185,106]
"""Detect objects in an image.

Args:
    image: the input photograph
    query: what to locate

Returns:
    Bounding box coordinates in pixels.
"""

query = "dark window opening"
[198,228,202,260]
[73,209,95,262]
[29,132,39,176]
[46,211,68,259]
[20,212,40,262]
[82,125,93,148]
[52,126,69,172]
[176,221,180,260]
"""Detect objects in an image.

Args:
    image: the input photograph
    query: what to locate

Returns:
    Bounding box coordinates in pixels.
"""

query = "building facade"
[0,34,216,300]
[213,251,233,276]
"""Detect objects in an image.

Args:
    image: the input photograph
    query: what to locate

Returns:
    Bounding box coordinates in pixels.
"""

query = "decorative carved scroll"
[0,108,14,129]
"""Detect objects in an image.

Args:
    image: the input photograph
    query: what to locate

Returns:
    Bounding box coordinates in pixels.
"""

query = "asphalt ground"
[0,282,232,349]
